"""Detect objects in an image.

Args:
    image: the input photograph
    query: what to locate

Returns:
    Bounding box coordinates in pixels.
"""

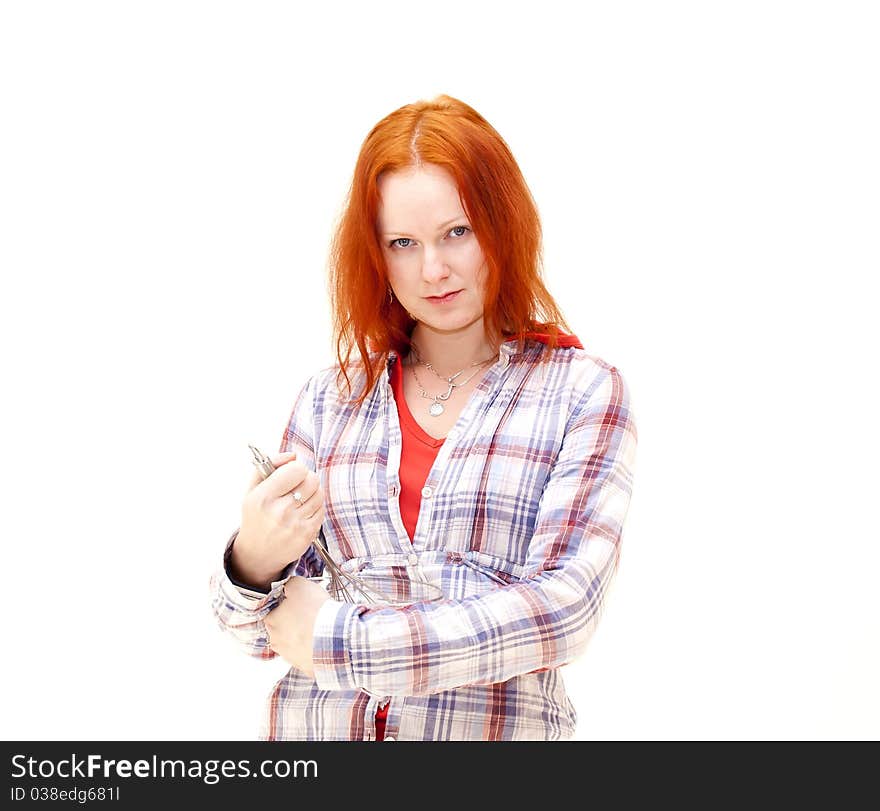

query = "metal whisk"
[248,445,442,607]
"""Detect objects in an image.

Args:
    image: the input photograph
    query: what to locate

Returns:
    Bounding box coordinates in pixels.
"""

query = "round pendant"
[429,402,445,417]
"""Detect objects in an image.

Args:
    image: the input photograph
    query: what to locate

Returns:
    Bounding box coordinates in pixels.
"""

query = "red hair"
[327,94,573,407]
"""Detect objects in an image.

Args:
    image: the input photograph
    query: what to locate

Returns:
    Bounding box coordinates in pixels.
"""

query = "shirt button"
[388,484,398,497]
[407,553,418,566]
[421,486,433,498]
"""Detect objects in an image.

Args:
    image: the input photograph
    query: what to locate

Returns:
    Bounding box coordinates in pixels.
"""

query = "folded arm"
[311,366,638,696]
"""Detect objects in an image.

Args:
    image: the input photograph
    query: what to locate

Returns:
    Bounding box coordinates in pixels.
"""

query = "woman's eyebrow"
[381,216,466,236]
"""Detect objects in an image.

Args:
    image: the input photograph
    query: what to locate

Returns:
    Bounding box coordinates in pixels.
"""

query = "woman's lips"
[426,290,462,303]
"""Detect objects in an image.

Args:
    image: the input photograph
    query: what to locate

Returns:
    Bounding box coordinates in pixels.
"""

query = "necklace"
[408,341,497,417]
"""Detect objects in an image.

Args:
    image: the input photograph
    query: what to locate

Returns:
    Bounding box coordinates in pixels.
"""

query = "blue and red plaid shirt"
[210,335,637,740]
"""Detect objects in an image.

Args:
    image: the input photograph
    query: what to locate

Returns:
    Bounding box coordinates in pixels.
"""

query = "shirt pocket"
[463,444,558,562]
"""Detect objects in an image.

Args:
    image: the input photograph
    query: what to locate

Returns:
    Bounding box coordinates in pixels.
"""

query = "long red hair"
[327,94,573,407]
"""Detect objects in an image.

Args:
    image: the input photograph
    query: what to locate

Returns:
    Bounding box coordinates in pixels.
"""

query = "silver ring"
[292,491,303,506]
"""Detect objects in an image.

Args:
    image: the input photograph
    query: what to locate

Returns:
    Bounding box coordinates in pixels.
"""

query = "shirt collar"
[386,338,519,374]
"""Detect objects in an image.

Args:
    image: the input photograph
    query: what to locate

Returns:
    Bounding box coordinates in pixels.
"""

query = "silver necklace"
[409,341,497,417]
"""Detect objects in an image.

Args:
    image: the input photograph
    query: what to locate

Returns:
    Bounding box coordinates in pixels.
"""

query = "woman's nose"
[421,247,450,281]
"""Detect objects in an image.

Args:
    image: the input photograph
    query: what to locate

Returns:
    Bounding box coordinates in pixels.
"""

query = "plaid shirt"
[210,337,637,740]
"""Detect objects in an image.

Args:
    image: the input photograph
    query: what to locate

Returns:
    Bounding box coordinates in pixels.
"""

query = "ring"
[292,491,303,506]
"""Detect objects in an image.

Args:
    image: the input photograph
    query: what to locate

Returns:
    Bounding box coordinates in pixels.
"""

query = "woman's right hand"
[229,451,326,589]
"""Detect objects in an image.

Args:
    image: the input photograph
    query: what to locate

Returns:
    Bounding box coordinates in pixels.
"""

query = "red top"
[375,332,583,739]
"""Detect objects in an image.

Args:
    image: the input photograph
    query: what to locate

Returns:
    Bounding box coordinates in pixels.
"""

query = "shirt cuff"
[311,598,362,691]
[219,530,293,617]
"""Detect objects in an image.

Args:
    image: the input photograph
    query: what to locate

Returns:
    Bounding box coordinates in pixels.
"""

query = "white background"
[2,1,877,740]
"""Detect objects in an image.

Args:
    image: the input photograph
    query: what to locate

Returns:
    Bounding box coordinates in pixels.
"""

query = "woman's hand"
[264,577,331,677]
[229,451,326,589]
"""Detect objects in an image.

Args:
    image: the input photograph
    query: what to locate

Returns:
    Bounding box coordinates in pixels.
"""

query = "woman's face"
[377,163,488,335]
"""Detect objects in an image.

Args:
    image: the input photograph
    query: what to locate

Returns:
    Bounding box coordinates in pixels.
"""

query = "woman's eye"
[388,226,469,250]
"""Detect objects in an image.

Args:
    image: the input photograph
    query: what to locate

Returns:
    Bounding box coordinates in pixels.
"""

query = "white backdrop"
[2,1,877,741]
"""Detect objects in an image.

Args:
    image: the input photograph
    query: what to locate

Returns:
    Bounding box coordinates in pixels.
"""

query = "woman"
[210,94,638,740]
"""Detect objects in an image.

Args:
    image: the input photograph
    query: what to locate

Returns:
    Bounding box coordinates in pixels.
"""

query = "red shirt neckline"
[391,358,446,448]
[390,332,582,447]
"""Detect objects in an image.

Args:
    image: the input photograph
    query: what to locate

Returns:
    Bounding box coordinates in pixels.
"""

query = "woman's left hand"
[264,576,331,677]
